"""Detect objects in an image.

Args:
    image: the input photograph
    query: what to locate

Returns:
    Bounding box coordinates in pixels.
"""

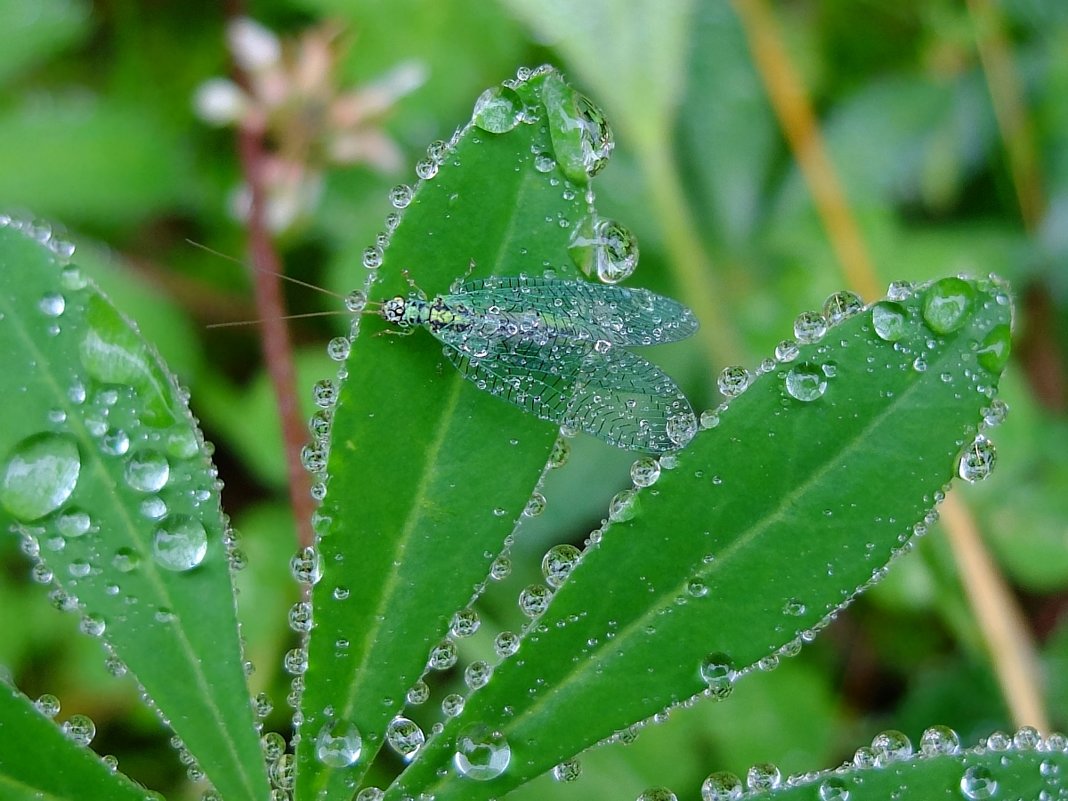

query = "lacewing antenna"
[186,239,381,329]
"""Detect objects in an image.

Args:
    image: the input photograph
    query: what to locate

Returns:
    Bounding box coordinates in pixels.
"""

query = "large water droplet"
[701,771,743,801]
[55,507,92,537]
[540,73,614,183]
[152,516,208,571]
[315,719,362,768]
[385,716,424,761]
[822,291,863,324]
[630,456,661,488]
[784,363,828,402]
[922,277,974,335]
[472,85,524,133]
[959,765,997,800]
[453,724,511,781]
[871,729,912,764]
[0,433,81,521]
[637,789,677,801]
[717,366,751,398]
[124,450,170,493]
[568,216,639,284]
[958,436,996,483]
[62,714,96,746]
[745,763,781,792]
[976,324,1011,374]
[35,694,61,718]
[919,724,960,756]
[871,301,908,342]
[699,653,735,699]
[542,544,582,588]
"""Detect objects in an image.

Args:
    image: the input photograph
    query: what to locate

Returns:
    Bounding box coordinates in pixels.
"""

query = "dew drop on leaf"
[922,276,975,335]
[453,724,511,781]
[152,516,208,572]
[314,719,362,768]
[0,433,81,521]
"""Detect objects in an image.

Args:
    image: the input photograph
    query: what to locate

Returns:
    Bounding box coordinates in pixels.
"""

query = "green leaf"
[0,680,149,801]
[0,222,269,801]
[703,735,1068,800]
[384,277,1013,800]
[294,67,618,799]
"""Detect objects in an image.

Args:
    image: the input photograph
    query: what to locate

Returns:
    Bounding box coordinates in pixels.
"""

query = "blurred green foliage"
[1,1,1066,799]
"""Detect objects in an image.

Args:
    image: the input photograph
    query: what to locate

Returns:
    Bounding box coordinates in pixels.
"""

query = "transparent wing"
[439,338,697,454]
[454,276,698,346]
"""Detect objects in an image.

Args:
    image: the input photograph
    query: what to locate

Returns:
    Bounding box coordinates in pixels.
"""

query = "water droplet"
[919,724,960,755]
[568,216,639,284]
[389,184,413,209]
[871,729,912,764]
[666,411,698,448]
[312,379,337,408]
[453,724,510,780]
[701,771,743,801]
[871,301,908,342]
[958,436,996,482]
[473,85,524,133]
[630,457,661,488]
[124,450,170,493]
[80,613,106,637]
[494,631,520,657]
[745,763,781,792]
[315,719,362,768]
[598,486,641,527]
[441,692,466,718]
[699,654,735,699]
[450,608,481,638]
[355,789,383,801]
[385,716,424,761]
[553,758,582,782]
[977,324,1011,374]
[39,292,66,317]
[288,601,313,633]
[427,640,458,671]
[637,789,677,801]
[784,363,828,402]
[35,694,61,718]
[465,660,493,689]
[818,776,851,801]
[0,434,81,521]
[822,291,863,324]
[326,336,351,362]
[152,516,208,571]
[793,311,828,343]
[490,555,512,580]
[922,277,975,335]
[960,765,997,800]
[775,339,800,362]
[717,366,751,398]
[56,508,92,537]
[547,437,571,468]
[782,598,806,616]
[283,646,308,675]
[62,714,96,746]
[290,546,323,585]
[540,73,614,182]
[518,584,552,617]
[406,680,430,705]
[542,544,582,588]
[523,491,546,518]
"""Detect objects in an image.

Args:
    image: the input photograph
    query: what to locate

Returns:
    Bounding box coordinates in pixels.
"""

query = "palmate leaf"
[383,277,1016,801]
[0,222,269,801]
[294,67,640,800]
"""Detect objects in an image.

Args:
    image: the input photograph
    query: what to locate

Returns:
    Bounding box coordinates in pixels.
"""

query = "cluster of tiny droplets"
[0,214,77,262]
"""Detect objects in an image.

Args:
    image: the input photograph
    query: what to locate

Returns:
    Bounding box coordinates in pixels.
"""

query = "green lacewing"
[378,275,698,453]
